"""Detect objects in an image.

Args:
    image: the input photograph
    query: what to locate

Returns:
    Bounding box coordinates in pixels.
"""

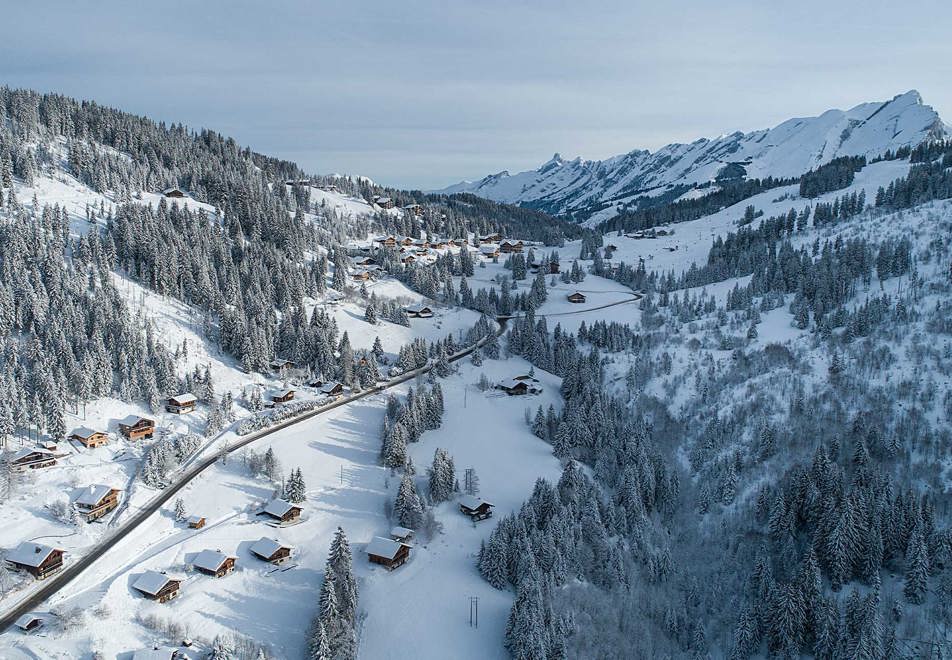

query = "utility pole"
[469,596,479,629]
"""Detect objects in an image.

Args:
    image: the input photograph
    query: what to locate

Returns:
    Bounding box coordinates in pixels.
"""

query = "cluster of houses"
[128,497,302,605]
[366,496,497,572]
[626,227,671,239]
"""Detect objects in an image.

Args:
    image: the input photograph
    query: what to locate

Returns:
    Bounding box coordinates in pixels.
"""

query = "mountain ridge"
[437,90,948,222]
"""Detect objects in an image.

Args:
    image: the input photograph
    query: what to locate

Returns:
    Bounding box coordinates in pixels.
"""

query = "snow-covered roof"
[390,526,413,539]
[405,304,432,314]
[133,647,179,660]
[70,426,102,439]
[9,447,55,462]
[133,570,177,595]
[14,613,42,630]
[366,536,409,560]
[271,389,295,398]
[169,393,197,405]
[192,549,234,573]
[262,498,298,518]
[320,382,343,394]
[459,495,494,510]
[75,484,114,507]
[118,414,151,426]
[250,537,291,559]
[375,196,392,204]
[7,542,60,568]
[186,515,204,524]
[497,378,540,391]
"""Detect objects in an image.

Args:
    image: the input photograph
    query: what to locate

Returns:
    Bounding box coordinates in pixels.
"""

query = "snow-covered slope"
[438,91,947,221]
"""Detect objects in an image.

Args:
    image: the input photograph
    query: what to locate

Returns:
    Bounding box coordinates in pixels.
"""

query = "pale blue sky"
[2,1,950,188]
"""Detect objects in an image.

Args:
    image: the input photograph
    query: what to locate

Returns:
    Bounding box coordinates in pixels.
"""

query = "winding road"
[0,291,641,633]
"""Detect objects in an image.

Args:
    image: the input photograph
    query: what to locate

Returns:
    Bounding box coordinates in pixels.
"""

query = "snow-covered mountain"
[438,90,947,221]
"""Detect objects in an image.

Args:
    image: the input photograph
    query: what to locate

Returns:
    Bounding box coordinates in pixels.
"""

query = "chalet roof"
[169,393,197,405]
[14,613,42,630]
[375,196,392,204]
[498,378,540,392]
[192,549,234,573]
[132,647,180,660]
[9,448,55,463]
[186,515,204,525]
[118,414,152,427]
[7,542,61,568]
[70,426,102,439]
[501,239,523,246]
[459,495,494,511]
[404,304,432,314]
[320,382,343,394]
[262,498,299,518]
[133,570,178,596]
[271,389,295,399]
[270,358,295,367]
[250,537,291,559]
[162,187,186,195]
[390,526,413,539]
[76,484,115,507]
[366,536,410,560]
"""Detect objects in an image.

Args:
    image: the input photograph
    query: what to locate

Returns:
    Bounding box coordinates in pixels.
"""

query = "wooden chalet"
[271,389,296,404]
[399,236,415,246]
[249,537,293,565]
[7,448,57,471]
[350,268,373,281]
[161,187,186,198]
[166,393,197,414]
[459,495,494,521]
[548,261,561,274]
[403,203,424,216]
[353,256,375,266]
[480,245,500,259]
[495,377,542,396]
[260,498,303,525]
[14,613,44,633]
[118,415,155,441]
[187,515,206,529]
[75,485,121,522]
[479,232,502,243]
[269,358,297,372]
[132,646,187,660]
[401,254,416,265]
[69,426,109,448]
[6,543,65,579]
[192,549,237,578]
[320,381,344,397]
[567,292,586,304]
[374,196,395,209]
[500,239,524,253]
[404,304,434,319]
[366,536,411,570]
[375,235,398,248]
[390,526,414,543]
[132,570,181,603]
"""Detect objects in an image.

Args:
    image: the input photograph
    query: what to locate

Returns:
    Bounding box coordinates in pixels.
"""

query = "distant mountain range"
[437,90,948,223]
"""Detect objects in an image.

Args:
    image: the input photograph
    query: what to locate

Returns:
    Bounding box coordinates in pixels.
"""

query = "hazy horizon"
[3,1,951,189]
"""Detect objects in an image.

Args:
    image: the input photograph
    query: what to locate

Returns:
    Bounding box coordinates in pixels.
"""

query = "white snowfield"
[438,90,945,222]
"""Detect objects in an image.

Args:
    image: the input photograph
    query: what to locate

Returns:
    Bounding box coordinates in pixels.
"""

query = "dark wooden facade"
[77,488,120,522]
[368,544,410,570]
[8,549,64,579]
[119,417,155,441]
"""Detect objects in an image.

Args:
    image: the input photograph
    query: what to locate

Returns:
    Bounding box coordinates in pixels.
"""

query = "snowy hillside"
[438,91,947,223]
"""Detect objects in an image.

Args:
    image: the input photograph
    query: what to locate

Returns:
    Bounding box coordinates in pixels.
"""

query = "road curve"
[0,290,642,632]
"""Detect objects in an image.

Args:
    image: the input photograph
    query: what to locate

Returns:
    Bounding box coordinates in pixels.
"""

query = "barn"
[161,187,186,198]
[132,570,181,603]
[192,549,237,578]
[495,377,542,396]
[249,537,293,565]
[69,427,109,448]
[366,536,411,570]
[6,543,65,579]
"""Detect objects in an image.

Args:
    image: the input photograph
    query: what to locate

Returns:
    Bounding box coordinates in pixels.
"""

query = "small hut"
[459,495,495,521]
[567,292,586,304]
[192,550,237,578]
[260,499,303,525]
[132,571,181,603]
[249,537,293,565]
